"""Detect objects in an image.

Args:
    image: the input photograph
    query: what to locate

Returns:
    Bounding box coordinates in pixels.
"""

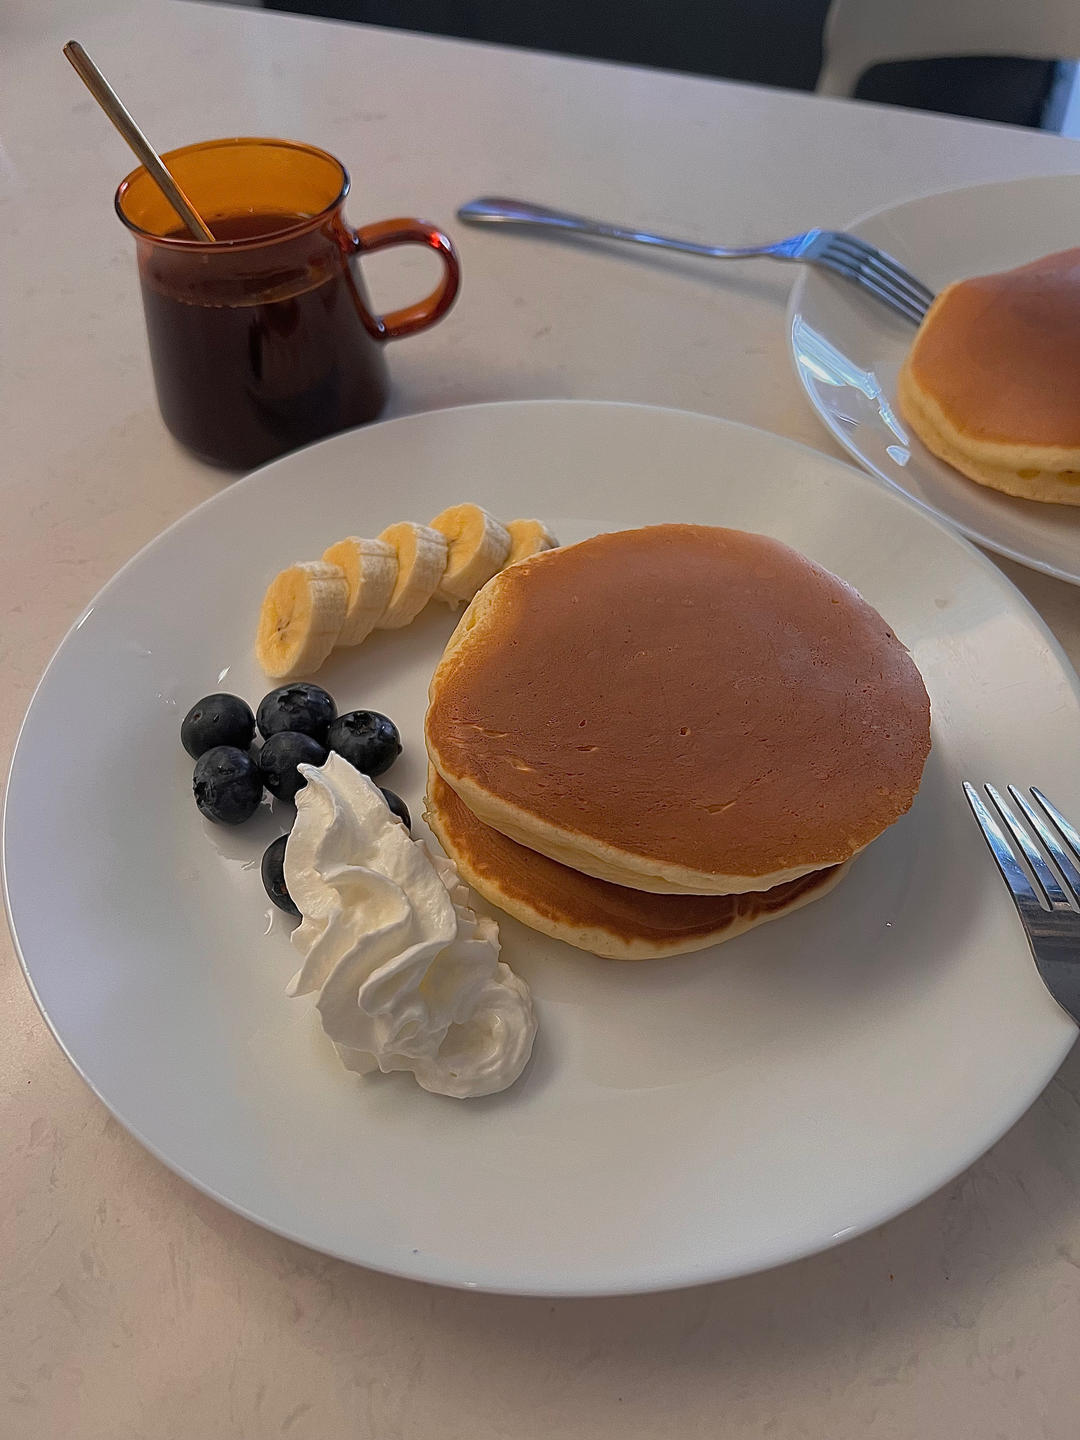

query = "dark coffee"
[139,213,389,469]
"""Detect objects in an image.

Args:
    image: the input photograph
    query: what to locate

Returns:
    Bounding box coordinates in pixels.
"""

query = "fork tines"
[830,235,934,310]
[964,782,1080,912]
[818,234,932,325]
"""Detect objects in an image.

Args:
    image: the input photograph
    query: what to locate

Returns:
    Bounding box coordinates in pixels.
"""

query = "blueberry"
[192,745,263,824]
[327,710,402,778]
[181,693,255,758]
[261,834,299,916]
[257,684,336,744]
[258,731,328,802]
[379,788,411,829]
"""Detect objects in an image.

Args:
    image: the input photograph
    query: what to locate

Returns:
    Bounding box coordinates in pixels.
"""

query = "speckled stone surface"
[4,4,1080,1435]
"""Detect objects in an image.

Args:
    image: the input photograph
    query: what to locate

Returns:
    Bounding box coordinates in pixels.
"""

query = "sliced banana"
[256,561,348,679]
[429,504,511,603]
[322,536,398,646]
[505,518,558,565]
[376,522,448,629]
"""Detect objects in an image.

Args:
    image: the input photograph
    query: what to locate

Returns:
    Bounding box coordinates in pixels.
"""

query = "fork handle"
[457,196,780,261]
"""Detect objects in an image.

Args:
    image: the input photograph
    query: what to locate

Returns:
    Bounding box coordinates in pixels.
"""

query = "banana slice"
[505,518,558,565]
[377,522,448,629]
[429,504,511,603]
[256,561,348,679]
[322,536,398,646]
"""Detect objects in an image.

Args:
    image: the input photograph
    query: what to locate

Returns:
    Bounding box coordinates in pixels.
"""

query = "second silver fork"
[458,195,935,325]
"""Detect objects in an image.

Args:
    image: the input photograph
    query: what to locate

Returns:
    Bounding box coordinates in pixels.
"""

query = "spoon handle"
[63,41,215,241]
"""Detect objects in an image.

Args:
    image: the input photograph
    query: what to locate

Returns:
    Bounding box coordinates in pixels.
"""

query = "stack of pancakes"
[898,248,1080,506]
[425,525,931,960]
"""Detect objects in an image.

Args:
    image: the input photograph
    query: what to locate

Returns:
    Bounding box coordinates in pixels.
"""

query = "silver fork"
[963,782,1080,1025]
[458,196,934,326]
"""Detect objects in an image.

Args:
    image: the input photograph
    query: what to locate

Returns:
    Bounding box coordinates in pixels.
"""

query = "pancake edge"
[424,770,851,960]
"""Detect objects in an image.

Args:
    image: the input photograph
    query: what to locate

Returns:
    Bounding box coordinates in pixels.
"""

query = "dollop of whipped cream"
[284,752,536,1098]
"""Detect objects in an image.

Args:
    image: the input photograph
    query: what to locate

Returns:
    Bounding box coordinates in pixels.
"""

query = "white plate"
[788,173,1080,585]
[4,401,1078,1296]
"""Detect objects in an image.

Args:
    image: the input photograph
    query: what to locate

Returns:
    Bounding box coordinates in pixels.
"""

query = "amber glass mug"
[116,138,461,469]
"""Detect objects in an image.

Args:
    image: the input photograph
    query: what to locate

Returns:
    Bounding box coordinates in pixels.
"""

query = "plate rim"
[785,170,1080,586]
[4,397,1078,1296]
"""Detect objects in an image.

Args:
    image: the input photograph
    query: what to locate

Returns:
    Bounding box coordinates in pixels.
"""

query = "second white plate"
[789,173,1080,585]
[4,401,1078,1295]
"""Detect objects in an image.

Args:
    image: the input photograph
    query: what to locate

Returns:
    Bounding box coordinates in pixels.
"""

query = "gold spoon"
[63,40,216,241]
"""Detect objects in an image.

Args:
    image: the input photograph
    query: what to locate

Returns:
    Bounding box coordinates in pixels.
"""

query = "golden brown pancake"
[426,525,930,895]
[898,248,1080,506]
[425,768,847,960]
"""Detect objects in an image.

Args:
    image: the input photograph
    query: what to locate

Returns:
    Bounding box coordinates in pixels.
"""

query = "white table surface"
[4,1,1080,1434]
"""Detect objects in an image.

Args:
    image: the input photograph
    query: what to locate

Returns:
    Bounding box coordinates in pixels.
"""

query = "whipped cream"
[284,752,536,1098]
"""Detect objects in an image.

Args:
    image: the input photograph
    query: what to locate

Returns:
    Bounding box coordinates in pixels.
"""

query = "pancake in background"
[425,769,847,961]
[898,248,1080,506]
[426,525,930,896]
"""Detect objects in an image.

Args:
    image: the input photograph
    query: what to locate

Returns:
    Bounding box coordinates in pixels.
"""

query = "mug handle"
[348,218,461,340]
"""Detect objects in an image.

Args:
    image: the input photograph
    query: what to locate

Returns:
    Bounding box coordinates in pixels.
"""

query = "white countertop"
[4,2,1080,1434]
